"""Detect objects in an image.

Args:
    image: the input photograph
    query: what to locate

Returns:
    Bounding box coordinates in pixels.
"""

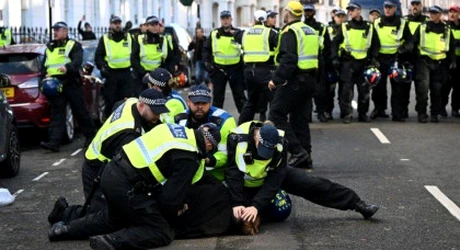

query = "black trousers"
[339,59,370,117]
[47,81,95,145]
[441,58,460,112]
[414,58,448,116]
[238,66,274,124]
[269,73,315,153]
[210,65,247,113]
[313,59,328,114]
[282,167,360,210]
[103,69,134,117]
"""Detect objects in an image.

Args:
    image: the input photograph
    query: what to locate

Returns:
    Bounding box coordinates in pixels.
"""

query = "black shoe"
[370,109,389,120]
[452,110,460,117]
[358,114,370,123]
[40,141,60,152]
[48,221,70,241]
[288,150,310,168]
[318,113,328,123]
[418,114,428,123]
[430,115,439,123]
[354,200,379,219]
[342,115,352,124]
[89,235,116,250]
[402,110,409,119]
[392,116,405,122]
[440,108,448,117]
[48,197,69,225]
[325,112,333,120]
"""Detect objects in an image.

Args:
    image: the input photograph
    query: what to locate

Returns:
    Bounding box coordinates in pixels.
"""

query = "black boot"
[317,112,328,123]
[418,113,428,123]
[288,149,311,168]
[452,110,460,117]
[440,107,447,117]
[342,114,353,124]
[89,235,117,250]
[48,221,71,241]
[325,112,333,120]
[354,200,379,219]
[48,197,69,225]
[358,114,370,123]
[430,115,439,123]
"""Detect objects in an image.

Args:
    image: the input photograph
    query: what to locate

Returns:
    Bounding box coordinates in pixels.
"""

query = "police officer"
[39,22,96,152]
[268,1,317,169]
[369,9,381,23]
[143,67,187,124]
[331,2,379,123]
[226,121,379,234]
[304,4,332,123]
[372,0,413,122]
[325,9,347,120]
[204,10,247,113]
[0,23,15,46]
[441,5,460,118]
[95,16,135,118]
[412,6,456,123]
[47,89,169,225]
[48,123,233,249]
[175,84,237,181]
[235,10,278,124]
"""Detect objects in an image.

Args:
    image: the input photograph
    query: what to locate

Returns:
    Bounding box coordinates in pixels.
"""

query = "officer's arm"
[130,37,143,79]
[330,25,344,60]
[171,35,182,67]
[225,134,247,207]
[411,26,421,54]
[158,150,199,219]
[251,141,288,211]
[95,37,106,70]
[162,39,177,74]
[322,27,332,58]
[448,30,456,65]
[233,29,244,44]
[369,26,380,60]
[269,29,279,50]
[400,22,414,53]
[66,42,83,75]
[208,116,237,168]
[272,30,298,85]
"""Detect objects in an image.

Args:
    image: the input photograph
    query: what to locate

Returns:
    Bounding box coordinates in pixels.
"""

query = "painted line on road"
[352,100,357,110]
[370,128,391,144]
[71,148,83,156]
[425,185,460,221]
[52,158,66,166]
[32,172,49,181]
[13,189,24,197]
[400,159,410,161]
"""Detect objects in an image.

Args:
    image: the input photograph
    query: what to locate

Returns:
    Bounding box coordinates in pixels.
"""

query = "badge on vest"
[58,48,66,55]
[248,28,263,35]
[123,42,129,47]
[110,102,126,123]
[167,124,188,139]
[301,27,315,35]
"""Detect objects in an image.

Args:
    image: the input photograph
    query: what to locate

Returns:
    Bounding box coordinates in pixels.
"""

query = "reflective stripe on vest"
[451,28,460,56]
[85,98,139,162]
[122,123,204,185]
[374,17,406,54]
[340,22,373,60]
[242,24,272,63]
[0,28,12,46]
[231,122,284,188]
[103,34,132,69]
[316,24,327,50]
[161,92,187,124]
[45,40,76,76]
[138,34,168,71]
[327,25,336,41]
[211,30,241,65]
[419,23,450,60]
[287,22,319,70]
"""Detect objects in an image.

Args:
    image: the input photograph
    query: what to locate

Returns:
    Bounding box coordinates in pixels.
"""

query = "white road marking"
[352,100,358,110]
[52,158,66,166]
[71,148,83,156]
[425,185,460,221]
[400,159,410,161]
[370,128,391,144]
[13,189,24,197]
[33,172,49,181]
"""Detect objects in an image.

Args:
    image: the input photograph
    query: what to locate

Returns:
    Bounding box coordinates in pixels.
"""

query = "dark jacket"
[331,16,379,61]
[226,122,287,212]
[40,37,83,83]
[77,21,96,40]
[188,35,207,63]
[412,21,456,64]
[95,31,132,71]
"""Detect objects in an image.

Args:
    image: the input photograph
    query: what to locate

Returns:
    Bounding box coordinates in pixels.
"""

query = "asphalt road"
[1,85,459,250]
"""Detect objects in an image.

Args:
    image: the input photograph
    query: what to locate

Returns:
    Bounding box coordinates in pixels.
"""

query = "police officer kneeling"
[48,122,227,249]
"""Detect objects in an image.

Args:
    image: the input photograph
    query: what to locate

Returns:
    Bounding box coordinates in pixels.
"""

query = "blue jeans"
[195,60,208,84]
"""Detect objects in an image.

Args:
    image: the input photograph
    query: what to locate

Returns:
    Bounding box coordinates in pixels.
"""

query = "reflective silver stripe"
[420,24,450,55]
[46,40,75,69]
[104,34,132,63]
[299,55,318,60]
[92,121,134,158]
[236,141,248,173]
[178,118,187,126]
[212,108,225,117]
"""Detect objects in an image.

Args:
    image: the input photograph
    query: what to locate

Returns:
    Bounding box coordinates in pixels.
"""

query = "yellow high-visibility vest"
[44,40,76,76]
[103,34,132,69]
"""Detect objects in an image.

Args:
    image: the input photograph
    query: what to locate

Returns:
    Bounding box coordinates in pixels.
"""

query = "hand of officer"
[370,58,380,68]
[332,58,340,69]
[232,206,245,221]
[241,206,258,223]
[58,66,67,74]
[177,203,188,216]
[268,80,276,91]
[450,61,457,70]
[101,67,109,78]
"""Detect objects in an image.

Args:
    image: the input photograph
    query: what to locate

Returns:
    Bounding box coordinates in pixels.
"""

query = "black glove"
[101,66,109,78]
[370,58,380,68]
[332,59,340,69]
[450,61,457,70]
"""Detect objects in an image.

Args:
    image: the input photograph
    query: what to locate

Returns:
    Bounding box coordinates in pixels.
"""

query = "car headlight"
[18,77,40,89]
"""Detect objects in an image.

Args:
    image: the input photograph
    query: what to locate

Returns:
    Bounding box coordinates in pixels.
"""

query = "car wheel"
[0,125,21,177]
[62,104,74,143]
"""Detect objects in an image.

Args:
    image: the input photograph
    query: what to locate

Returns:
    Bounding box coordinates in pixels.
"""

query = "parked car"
[0,43,104,142]
[164,23,194,85]
[0,74,20,177]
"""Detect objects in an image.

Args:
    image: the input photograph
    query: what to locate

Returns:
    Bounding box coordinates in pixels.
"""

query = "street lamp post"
[48,0,54,42]
[196,0,202,20]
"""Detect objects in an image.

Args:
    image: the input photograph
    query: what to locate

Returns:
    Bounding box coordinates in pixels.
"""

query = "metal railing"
[10,26,110,44]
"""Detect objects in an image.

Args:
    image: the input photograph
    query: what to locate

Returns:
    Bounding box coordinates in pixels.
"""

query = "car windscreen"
[0,53,41,74]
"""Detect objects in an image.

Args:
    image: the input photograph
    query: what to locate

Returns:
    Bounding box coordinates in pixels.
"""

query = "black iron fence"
[10,26,110,44]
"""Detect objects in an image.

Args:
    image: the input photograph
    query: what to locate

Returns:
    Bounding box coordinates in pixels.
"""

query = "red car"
[0,43,104,142]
